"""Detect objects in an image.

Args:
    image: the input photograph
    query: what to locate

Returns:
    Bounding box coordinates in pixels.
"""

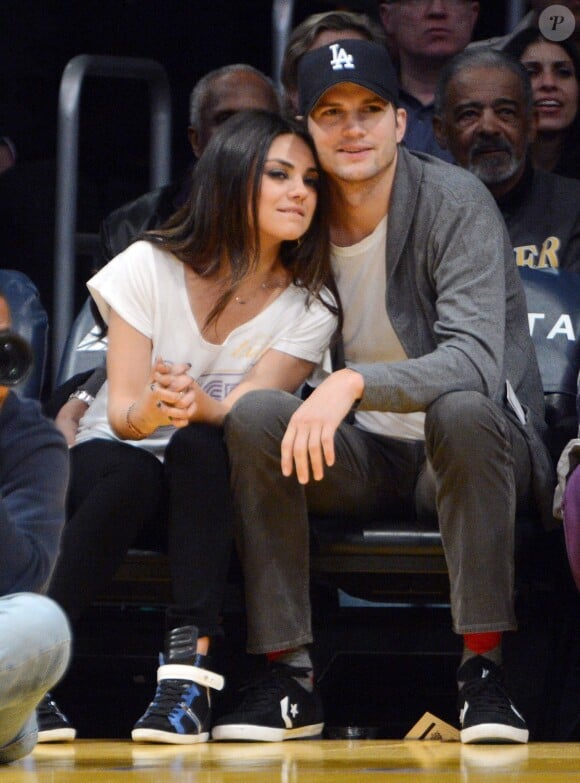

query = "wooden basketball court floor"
[3,740,579,782]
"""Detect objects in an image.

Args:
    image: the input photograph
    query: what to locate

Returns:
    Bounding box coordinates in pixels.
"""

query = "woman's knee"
[71,440,163,486]
[68,441,164,521]
[166,422,222,464]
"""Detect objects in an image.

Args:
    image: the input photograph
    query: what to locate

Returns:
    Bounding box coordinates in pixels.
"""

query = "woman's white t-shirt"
[75,241,337,459]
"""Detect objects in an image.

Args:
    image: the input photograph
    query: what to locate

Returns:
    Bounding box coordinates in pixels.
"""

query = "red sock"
[266,649,293,663]
[463,631,502,655]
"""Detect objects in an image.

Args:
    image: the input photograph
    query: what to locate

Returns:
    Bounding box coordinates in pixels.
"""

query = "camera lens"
[0,330,33,386]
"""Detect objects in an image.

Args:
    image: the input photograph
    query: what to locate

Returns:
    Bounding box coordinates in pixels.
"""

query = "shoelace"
[461,669,516,715]
[37,694,66,720]
[234,664,311,712]
[144,679,197,718]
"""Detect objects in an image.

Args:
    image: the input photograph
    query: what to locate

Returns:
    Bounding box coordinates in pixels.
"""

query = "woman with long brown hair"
[41,110,339,745]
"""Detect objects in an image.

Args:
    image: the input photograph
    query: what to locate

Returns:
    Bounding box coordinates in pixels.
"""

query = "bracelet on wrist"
[68,389,95,406]
[126,402,148,440]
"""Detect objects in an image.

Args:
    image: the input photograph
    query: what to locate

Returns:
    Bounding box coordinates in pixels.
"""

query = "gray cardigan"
[347,147,556,527]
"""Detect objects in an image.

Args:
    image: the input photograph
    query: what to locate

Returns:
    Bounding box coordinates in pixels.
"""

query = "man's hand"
[55,398,89,446]
[281,368,364,484]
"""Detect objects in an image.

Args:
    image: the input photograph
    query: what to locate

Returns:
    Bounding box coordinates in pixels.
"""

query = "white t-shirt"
[332,216,425,441]
[76,241,337,459]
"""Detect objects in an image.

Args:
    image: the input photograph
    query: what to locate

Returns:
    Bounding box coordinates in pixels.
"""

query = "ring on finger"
[156,400,163,409]
[150,382,156,392]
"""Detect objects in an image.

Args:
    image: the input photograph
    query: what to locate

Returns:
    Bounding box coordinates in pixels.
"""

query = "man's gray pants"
[224,389,535,654]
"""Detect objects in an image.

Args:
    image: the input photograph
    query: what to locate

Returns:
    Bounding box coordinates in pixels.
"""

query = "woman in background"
[506,29,580,180]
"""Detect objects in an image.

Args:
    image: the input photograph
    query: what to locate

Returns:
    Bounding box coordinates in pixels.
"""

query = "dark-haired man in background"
[377,0,479,160]
[100,63,281,262]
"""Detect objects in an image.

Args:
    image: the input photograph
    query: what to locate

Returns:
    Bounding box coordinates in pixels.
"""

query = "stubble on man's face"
[307,83,406,189]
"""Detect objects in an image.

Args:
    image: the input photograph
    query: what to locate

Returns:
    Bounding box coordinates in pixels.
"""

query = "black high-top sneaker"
[212,662,324,742]
[457,656,529,744]
[36,692,76,742]
[132,625,224,744]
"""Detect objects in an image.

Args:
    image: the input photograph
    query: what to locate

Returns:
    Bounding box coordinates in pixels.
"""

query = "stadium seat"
[55,297,106,388]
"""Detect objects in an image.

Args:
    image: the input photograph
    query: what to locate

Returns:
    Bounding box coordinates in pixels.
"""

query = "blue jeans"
[0,593,71,764]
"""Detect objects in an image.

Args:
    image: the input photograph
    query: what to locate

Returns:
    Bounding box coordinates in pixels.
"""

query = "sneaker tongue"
[457,655,498,689]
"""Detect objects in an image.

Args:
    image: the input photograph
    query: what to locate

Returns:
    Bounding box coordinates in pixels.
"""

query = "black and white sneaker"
[457,656,529,744]
[132,625,225,745]
[211,663,324,742]
[36,693,77,742]
[132,654,225,744]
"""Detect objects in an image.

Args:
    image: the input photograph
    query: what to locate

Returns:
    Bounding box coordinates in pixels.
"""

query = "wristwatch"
[68,389,95,406]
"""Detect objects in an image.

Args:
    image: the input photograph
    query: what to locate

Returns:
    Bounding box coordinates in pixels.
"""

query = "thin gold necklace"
[234,278,288,305]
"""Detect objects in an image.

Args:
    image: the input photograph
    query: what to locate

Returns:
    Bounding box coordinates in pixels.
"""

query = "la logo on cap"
[329,43,355,71]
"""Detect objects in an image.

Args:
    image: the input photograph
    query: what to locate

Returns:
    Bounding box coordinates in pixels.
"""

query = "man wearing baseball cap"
[216,39,554,745]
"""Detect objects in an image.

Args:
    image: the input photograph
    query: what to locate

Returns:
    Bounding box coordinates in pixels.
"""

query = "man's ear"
[432,115,448,150]
[188,126,202,159]
[378,2,394,35]
[470,2,481,35]
[395,106,407,144]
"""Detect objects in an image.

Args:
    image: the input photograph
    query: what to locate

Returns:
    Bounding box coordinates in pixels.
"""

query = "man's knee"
[425,391,503,459]
[426,390,498,435]
[0,594,71,690]
[224,389,297,448]
[1,593,68,634]
[27,595,71,644]
[19,595,71,670]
